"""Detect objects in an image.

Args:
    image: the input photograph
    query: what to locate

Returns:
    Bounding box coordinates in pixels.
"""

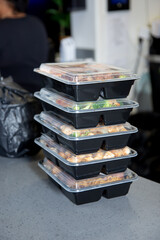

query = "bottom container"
[38,159,138,205]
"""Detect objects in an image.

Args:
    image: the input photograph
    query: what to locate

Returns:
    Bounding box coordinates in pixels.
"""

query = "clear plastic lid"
[39,158,137,192]
[35,111,137,140]
[36,134,137,165]
[34,62,139,85]
[34,88,139,113]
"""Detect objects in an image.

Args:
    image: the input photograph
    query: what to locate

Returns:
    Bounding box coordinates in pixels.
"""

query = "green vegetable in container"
[70,130,90,137]
[72,100,123,111]
[103,100,112,108]
[70,132,80,137]
[82,103,93,110]
[119,75,127,78]
[73,105,80,111]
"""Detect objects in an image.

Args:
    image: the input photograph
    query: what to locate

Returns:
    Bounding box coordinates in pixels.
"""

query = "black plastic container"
[35,112,138,154]
[34,62,138,101]
[35,137,137,179]
[34,91,139,129]
[38,160,138,205]
[43,149,135,179]
[44,126,136,154]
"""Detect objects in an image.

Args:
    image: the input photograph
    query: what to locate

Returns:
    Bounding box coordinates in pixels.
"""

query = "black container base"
[49,177,132,205]
[41,101,132,129]
[50,79,135,102]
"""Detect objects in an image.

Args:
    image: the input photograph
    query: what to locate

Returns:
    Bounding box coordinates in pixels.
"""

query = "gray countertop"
[0,151,160,240]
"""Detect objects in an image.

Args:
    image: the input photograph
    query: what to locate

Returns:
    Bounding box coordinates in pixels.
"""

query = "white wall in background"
[102,10,130,68]
[71,0,160,69]
[147,0,160,22]
[94,0,107,62]
[127,0,160,69]
[70,0,95,49]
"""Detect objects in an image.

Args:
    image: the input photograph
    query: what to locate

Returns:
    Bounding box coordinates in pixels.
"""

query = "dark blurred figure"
[0,0,49,93]
[149,35,160,113]
[128,112,160,183]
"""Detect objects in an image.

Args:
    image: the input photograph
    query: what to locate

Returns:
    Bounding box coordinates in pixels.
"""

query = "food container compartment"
[34,112,138,154]
[34,88,139,128]
[34,62,139,101]
[38,159,138,204]
[35,134,137,179]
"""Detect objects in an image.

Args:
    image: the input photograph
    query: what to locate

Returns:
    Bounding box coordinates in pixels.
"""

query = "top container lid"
[41,158,137,192]
[34,62,139,85]
[35,88,139,113]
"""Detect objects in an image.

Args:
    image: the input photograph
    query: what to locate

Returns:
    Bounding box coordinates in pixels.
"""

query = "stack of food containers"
[34,62,139,205]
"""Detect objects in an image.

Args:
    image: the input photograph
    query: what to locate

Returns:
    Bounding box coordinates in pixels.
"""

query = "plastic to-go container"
[34,62,139,101]
[38,159,138,204]
[34,88,139,129]
[35,134,137,179]
[34,112,138,154]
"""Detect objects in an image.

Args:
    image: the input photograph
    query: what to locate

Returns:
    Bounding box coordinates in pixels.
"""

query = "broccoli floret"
[119,75,127,78]
[70,132,81,137]
[73,105,80,111]
[82,103,93,110]
[103,100,111,108]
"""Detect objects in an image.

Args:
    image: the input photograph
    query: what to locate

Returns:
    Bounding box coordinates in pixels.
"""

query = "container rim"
[38,161,138,193]
[34,92,139,114]
[35,137,138,167]
[34,114,138,141]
